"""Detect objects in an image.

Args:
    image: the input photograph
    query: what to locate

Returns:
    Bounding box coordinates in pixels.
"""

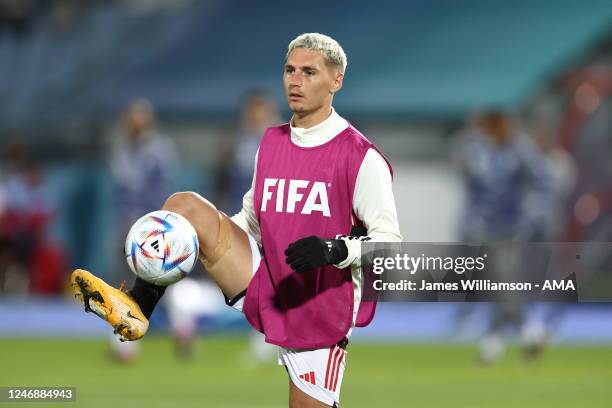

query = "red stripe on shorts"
[332,349,345,392]
[327,347,342,390]
[324,346,335,388]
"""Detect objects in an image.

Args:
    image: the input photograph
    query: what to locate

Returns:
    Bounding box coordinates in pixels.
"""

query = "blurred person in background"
[217,90,282,365]
[110,99,179,238]
[108,98,179,361]
[458,112,549,241]
[0,140,67,295]
[518,117,577,357]
[163,275,226,361]
[527,119,577,241]
[217,90,282,215]
[456,111,552,363]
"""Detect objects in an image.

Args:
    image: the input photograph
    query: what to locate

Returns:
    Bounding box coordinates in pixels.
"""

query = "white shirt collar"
[290,107,349,147]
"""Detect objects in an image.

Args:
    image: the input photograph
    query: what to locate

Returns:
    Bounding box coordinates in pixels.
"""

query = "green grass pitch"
[0,336,611,407]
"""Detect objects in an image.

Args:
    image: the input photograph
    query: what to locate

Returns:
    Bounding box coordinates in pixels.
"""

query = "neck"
[292,104,332,129]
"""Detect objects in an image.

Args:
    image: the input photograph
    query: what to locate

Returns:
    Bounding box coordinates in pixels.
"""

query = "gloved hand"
[284,236,348,273]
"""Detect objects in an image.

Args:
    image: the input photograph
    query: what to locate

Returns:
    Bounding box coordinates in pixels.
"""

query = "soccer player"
[71,33,401,407]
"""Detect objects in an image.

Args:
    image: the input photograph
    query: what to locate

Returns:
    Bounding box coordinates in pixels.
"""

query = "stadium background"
[1,0,612,407]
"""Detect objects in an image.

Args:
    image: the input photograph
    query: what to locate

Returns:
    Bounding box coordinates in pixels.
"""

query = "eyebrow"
[284,64,319,71]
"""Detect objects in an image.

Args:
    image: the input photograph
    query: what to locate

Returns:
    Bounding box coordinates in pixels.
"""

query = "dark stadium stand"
[1,0,612,131]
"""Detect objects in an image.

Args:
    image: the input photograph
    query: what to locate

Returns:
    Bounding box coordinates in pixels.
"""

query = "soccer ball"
[125,210,199,286]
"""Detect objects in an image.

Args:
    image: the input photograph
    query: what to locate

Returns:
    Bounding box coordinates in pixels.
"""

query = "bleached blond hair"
[286,33,347,74]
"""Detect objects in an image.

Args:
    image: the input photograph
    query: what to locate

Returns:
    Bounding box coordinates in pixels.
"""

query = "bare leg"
[162,191,253,299]
[289,379,331,408]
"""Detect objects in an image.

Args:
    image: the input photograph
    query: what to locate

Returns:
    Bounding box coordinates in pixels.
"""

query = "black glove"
[284,236,348,273]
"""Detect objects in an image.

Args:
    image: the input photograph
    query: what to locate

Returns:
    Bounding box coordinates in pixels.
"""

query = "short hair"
[286,33,347,74]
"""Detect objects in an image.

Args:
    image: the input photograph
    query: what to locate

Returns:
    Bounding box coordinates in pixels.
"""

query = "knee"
[163,191,217,222]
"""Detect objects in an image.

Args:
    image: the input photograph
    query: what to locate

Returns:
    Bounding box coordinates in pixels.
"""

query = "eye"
[285,67,294,73]
[306,70,315,76]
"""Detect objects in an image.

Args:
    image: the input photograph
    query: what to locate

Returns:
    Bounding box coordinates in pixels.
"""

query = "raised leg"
[162,191,254,299]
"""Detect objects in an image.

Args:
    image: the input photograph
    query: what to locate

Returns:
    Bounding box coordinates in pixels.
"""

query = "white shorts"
[279,343,347,406]
[228,234,348,406]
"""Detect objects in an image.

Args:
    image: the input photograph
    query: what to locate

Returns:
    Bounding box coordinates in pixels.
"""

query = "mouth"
[288,92,303,101]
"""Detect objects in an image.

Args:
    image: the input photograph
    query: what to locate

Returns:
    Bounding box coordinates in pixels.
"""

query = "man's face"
[283,48,343,116]
[124,102,153,141]
[242,97,277,133]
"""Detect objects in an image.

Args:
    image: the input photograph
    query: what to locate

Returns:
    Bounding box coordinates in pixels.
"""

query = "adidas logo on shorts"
[299,371,316,385]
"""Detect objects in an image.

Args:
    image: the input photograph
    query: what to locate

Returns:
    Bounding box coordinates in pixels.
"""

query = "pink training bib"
[243,122,392,349]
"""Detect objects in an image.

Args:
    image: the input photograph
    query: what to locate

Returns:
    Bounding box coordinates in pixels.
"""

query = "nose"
[287,71,302,87]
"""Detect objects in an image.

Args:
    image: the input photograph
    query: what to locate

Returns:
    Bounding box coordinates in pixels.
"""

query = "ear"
[330,71,344,95]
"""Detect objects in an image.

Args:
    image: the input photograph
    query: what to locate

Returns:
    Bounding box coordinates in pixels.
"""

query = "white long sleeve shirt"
[231,107,402,268]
